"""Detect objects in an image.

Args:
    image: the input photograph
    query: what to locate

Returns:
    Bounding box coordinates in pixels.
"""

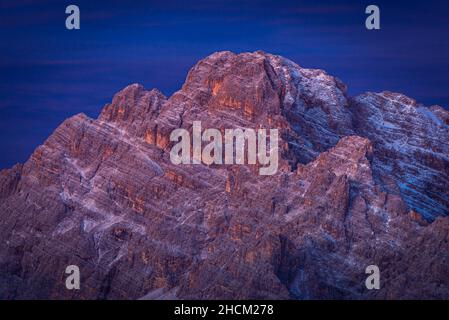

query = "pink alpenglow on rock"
[0,51,448,299]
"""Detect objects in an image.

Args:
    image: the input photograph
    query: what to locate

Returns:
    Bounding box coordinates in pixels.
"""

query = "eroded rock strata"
[0,51,448,299]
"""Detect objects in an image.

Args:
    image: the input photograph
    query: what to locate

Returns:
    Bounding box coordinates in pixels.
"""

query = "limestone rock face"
[351,92,449,220]
[0,51,448,299]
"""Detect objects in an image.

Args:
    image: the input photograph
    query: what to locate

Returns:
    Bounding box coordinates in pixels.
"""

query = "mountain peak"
[0,51,448,299]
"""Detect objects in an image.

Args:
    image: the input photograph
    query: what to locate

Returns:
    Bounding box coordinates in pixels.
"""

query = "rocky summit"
[0,51,448,299]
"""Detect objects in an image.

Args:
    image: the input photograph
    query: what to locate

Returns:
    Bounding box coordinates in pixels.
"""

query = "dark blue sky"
[1,0,448,169]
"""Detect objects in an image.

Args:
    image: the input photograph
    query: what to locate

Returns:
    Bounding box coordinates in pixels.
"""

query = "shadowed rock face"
[0,51,448,299]
[351,92,449,220]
